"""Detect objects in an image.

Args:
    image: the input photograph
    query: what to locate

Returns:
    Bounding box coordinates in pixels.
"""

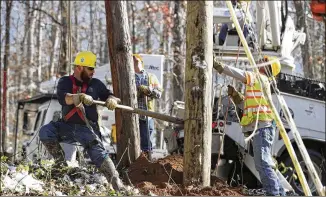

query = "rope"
[226,1,318,195]
[214,0,250,174]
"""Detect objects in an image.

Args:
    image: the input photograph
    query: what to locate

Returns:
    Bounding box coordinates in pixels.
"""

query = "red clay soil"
[127,153,243,196]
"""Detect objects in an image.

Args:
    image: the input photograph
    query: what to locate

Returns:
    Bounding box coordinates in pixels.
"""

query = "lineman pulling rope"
[218,1,324,196]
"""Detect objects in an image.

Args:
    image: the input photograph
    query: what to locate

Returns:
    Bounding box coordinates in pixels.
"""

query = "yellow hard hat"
[264,55,281,76]
[132,54,144,68]
[73,51,97,68]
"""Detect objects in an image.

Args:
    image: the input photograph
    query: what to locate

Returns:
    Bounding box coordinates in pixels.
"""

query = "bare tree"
[48,1,60,79]
[59,0,68,75]
[172,0,186,101]
[2,0,13,155]
[73,1,78,55]
[183,1,213,186]
[145,1,153,53]
[127,2,137,53]
[159,2,174,115]
[0,0,3,154]
[35,1,43,85]
[105,1,140,169]
[89,1,94,52]
[25,0,36,96]
[294,0,313,78]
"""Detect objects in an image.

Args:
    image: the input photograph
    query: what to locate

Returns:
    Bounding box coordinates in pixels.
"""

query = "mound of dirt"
[127,153,243,196]
[127,153,184,185]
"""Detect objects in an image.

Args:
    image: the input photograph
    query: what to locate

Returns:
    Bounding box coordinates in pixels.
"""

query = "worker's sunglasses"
[85,67,94,71]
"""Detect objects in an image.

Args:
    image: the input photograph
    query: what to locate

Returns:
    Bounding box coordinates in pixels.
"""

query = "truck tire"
[281,149,325,196]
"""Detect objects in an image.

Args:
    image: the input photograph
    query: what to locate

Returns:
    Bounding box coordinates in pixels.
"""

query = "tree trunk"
[98,18,104,64]
[161,2,173,115]
[131,2,136,53]
[172,0,186,101]
[294,0,313,78]
[89,1,94,52]
[183,1,213,186]
[146,1,153,53]
[49,2,60,79]
[59,0,68,75]
[2,0,13,155]
[73,1,78,55]
[17,1,29,99]
[103,36,109,64]
[26,0,36,96]
[105,1,140,169]
[0,0,2,154]
[127,1,137,53]
[36,1,43,85]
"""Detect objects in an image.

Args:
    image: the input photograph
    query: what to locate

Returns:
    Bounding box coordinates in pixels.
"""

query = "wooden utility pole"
[183,1,213,186]
[105,1,140,169]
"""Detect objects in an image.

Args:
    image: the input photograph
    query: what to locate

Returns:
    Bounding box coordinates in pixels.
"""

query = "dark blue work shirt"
[57,76,113,125]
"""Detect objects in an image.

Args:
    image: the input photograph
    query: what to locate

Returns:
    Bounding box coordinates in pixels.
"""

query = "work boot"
[99,157,126,192]
[41,141,67,169]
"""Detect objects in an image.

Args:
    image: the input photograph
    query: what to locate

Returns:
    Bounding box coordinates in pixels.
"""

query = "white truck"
[165,72,325,195]
[213,3,324,195]
[164,2,325,195]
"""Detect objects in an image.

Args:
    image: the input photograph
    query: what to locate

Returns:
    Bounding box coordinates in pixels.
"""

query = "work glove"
[213,54,225,74]
[227,85,244,104]
[72,93,93,106]
[227,85,237,96]
[105,96,121,110]
[138,85,152,96]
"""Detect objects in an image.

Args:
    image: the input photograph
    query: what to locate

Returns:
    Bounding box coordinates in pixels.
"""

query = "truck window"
[276,73,326,101]
[23,112,28,132]
[33,111,42,131]
[41,109,47,125]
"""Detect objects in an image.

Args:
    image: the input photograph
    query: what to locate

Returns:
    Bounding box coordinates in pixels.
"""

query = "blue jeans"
[139,118,154,151]
[252,127,285,196]
[39,121,108,168]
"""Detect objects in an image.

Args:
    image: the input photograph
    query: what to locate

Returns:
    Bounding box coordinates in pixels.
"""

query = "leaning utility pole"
[183,1,213,187]
[105,1,140,169]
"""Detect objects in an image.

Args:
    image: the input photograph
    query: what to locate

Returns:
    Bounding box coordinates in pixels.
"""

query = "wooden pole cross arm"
[93,100,184,124]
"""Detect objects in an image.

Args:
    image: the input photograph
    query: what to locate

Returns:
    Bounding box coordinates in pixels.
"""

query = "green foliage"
[68,185,80,196]
[107,189,118,196]
[16,164,29,172]
[1,156,8,163]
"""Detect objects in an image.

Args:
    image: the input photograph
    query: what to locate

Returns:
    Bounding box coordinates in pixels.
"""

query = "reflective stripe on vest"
[240,74,274,126]
[64,75,88,122]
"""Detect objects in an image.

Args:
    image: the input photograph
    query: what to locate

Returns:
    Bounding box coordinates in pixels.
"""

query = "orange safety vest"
[64,75,88,122]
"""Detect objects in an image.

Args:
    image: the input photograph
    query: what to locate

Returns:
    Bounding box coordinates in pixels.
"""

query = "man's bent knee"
[85,140,108,168]
[39,122,59,142]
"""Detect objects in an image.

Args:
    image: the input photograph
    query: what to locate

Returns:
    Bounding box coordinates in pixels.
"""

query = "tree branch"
[19,1,62,26]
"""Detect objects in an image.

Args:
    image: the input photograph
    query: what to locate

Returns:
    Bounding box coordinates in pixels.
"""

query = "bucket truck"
[164,1,325,195]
